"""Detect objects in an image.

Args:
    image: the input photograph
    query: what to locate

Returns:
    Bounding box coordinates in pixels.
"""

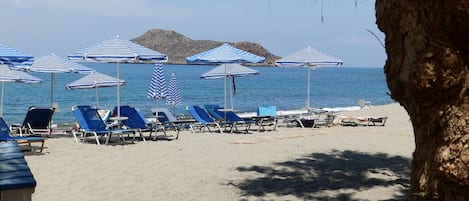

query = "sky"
[0,0,386,67]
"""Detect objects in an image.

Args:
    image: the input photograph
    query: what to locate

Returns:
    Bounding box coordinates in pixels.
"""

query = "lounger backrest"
[22,106,55,129]
[223,111,244,122]
[117,105,147,129]
[151,108,177,122]
[73,105,107,131]
[257,106,277,117]
[0,118,12,139]
[188,106,213,124]
[204,105,224,120]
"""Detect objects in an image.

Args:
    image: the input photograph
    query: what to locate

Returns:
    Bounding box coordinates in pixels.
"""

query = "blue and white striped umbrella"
[166,73,183,113]
[186,43,264,110]
[16,53,94,107]
[186,43,265,64]
[0,65,41,117]
[67,71,125,108]
[68,35,167,117]
[148,63,167,121]
[68,36,168,63]
[147,63,167,99]
[276,46,342,109]
[0,44,34,67]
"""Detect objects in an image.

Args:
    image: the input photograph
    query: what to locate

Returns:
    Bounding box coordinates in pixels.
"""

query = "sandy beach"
[23,103,414,201]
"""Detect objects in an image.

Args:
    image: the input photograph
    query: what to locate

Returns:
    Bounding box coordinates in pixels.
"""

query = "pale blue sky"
[1,0,385,67]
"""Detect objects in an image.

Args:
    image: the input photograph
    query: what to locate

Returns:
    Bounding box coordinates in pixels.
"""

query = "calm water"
[1,63,394,124]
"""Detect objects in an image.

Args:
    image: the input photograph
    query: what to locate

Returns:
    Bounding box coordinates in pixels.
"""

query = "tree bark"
[375,0,469,200]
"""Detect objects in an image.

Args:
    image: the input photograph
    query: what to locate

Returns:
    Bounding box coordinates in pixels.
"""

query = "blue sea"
[1,63,394,125]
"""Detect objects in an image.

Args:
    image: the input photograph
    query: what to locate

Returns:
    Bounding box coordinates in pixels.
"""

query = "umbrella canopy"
[0,65,41,117]
[0,44,34,67]
[186,43,265,64]
[166,73,183,114]
[68,35,168,118]
[67,71,125,108]
[201,63,259,79]
[186,43,264,111]
[16,53,94,108]
[275,46,342,109]
[201,63,259,110]
[68,36,168,63]
[147,63,167,121]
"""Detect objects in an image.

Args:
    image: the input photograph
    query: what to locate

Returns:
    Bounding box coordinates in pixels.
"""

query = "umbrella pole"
[155,99,159,123]
[230,76,234,110]
[307,67,311,109]
[116,62,120,118]
[96,87,99,108]
[51,73,54,107]
[1,81,4,117]
[224,72,227,120]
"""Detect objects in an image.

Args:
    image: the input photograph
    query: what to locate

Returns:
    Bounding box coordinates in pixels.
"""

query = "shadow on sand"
[232,150,411,201]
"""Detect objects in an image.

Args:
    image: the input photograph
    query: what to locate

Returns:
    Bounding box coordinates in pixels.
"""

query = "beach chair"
[0,117,45,152]
[152,108,194,137]
[116,105,168,141]
[255,106,278,131]
[72,105,134,145]
[204,105,252,133]
[12,106,55,137]
[187,106,223,133]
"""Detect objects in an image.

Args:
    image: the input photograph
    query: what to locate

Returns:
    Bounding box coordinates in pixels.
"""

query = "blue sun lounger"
[0,117,45,152]
[72,105,134,145]
[187,106,223,133]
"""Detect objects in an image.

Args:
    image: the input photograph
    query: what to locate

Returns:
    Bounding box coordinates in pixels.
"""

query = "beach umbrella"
[16,53,94,108]
[0,44,34,67]
[275,46,342,109]
[166,73,183,114]
[186,43,264,111]
[68,35,168,118]
[201,63,258,109]
[147,63,167,121]
[66,71,126,108]
[0,65,41,117]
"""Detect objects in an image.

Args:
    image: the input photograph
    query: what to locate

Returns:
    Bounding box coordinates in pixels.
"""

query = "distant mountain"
[131,29,280,65]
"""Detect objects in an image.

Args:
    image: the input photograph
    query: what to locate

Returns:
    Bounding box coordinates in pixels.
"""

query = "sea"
[1,63,395,125]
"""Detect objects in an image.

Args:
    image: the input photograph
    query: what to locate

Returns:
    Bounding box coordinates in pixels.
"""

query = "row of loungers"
[187,105,278,134]
[72,105,192,145]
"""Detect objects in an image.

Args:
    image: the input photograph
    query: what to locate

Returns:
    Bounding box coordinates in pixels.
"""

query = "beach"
[23,103,414,201]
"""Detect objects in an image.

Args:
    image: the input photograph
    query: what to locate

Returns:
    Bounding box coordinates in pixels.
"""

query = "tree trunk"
[375,0,469,200]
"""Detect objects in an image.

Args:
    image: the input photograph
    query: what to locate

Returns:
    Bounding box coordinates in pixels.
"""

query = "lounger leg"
[39,141,44,153]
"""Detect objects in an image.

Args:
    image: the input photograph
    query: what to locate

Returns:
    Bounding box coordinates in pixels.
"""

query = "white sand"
[24,103,414,201]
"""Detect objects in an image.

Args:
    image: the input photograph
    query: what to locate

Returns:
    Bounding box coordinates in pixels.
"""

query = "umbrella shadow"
[231,150,411,200]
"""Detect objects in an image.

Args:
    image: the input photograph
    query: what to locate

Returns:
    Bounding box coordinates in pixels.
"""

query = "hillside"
[131,29,279,65]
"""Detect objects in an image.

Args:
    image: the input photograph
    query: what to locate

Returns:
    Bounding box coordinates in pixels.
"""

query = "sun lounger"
[11,106,55,137]
[72,105,134,145]
[187,106,223,133]
[115,105,168,141]
[204,105,252,133]
[254,106,278,131]
[0,117,44,152]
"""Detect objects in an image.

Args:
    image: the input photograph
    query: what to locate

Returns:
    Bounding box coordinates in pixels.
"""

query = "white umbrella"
[201,63,258,110]
[276,46,342,109]
[186,43,264,111]
[66,71,125,108]
[16,53,94,108]
[68,36,168,118]
[0,65,41,117]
